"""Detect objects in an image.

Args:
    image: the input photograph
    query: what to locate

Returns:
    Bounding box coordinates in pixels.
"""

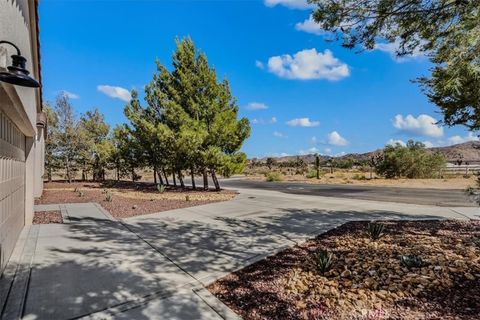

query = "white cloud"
[447,133,479,145]
[311,136,318,144]
[251,117,277,125]
[273,131,287,138]
[265,49,350,81]
[255,60,265,69]
[393,114,443,138]
[245,102,268,110]
[295,16,326,35]
[324,148,332,154]
[386,139,406,146]
[327,131,348,146]
[59,90,79,99]
[422,141,435,148]
[264,0,314,9]
[287,117,320,127]
[264,152,291,157]
[97,85,131,102]
[374,39,424,62]
[299,147,320,155]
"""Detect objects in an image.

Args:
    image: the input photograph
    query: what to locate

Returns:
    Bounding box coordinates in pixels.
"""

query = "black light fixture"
[0,40,40,88]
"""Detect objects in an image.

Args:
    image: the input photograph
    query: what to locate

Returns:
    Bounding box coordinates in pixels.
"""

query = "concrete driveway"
[0,188,477,319]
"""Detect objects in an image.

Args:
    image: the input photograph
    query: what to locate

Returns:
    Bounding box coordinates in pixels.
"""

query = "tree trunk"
[157,171,164,186]
[116,163,120,181]
[48,166,52,182]
[162,168,170,186]
[178,170,185,189]
[131,168,135,182]
[153,167,157,185]
[190,167,196,190]
[172,171,177,187]
[203,168,209,190]
[211,170,220,191]
[66,156,71,183]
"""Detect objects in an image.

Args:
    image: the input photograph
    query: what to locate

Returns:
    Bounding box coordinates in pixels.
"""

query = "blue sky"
[39,0,477,158]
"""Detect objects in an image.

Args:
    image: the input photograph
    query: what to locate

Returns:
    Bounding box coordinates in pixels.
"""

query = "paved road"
[220,179,476,207]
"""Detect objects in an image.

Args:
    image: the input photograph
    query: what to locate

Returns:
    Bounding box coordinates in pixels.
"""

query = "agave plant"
[367,222,385,240]
[400,254,423,269]
[156,184,166,194]
[316,250,333,274]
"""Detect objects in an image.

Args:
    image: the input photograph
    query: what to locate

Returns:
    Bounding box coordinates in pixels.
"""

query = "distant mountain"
[430,141,480,163]
[255,141,480,164]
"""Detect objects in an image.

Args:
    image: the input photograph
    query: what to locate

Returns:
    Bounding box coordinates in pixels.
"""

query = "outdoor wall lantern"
[0,40,40,88]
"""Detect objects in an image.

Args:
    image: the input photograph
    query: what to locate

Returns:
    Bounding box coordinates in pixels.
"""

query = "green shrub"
[156,184,166,193]
[367,222,385,240]
[316,250,333,274]
[265,172,283,182]
[306,170,317,179]
[352,173,367,180]
[377,140,446,179]
[400,255,423,269]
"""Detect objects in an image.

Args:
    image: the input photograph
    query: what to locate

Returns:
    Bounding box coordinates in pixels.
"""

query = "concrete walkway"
[0,188,478,319]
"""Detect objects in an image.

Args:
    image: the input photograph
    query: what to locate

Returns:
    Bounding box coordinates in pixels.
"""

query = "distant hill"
[255,141,480,164]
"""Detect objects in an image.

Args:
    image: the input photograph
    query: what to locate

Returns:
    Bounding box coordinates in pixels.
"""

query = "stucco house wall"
[0,0,43,273]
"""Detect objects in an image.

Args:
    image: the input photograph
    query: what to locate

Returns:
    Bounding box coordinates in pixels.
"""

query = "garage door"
[0,109,26,273]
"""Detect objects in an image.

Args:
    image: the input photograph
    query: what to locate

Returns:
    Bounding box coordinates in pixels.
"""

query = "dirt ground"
[33,211,63,224]
[36,181,237,219]
[246,172,476,190]
[209,220,480,320]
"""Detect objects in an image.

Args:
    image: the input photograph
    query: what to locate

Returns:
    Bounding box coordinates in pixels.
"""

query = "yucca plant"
[105,192,113,202]
[316,250,333,274]
[367,222,385,240]
[400,255,423,269]
[78,191,85,198]
[156,184,166,193]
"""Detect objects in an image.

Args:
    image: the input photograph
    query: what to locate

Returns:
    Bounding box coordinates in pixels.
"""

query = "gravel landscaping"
[33,211,63,224]
[35,181,237,219]
[208,220,480,320]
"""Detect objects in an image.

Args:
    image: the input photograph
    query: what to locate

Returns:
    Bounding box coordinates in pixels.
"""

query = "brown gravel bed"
[208,220,480,320]
[36,181,237,219]
[33,211,63,224]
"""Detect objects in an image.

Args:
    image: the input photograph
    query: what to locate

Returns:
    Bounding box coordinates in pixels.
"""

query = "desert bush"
[376,140,446,179]
[315,250,334,274]
[400,255,423,269]
[367,222,385,240]
[265,172,283,182]
[78,191,85,198]
[185,195,190,202]
[352,173,367,180]
[306,170,318,179]
[156,184,166,193]
[73,187,79,193]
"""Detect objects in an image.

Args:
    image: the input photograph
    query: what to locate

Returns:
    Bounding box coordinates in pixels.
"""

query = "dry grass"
[247,171,476,190]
